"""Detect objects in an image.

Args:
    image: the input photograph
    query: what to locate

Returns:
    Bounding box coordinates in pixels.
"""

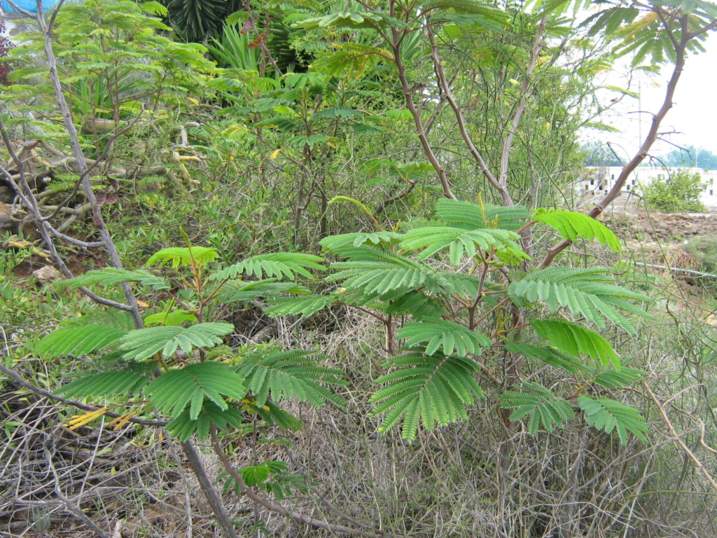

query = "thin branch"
[541,15,690,268]
[389,24,456,199]
[0,362,167,427]
[644,382,717,494]
[498,15,546,191]
[180,440,239,538]
[35,7,143,326]
[426,23,510,204]
[45,439,110,538]
[210,431,374,536]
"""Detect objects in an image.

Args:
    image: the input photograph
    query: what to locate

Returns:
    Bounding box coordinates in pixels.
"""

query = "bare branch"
[541,15,690,268]
[209,431,374,536]
[426,24,510,204]
[34,5,143,326]
[498,15,546,191]
[644,382,717,494]
[389,26,456,199]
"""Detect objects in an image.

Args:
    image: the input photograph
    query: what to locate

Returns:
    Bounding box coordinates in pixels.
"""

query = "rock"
[32,265,62,284]
[0,185,13,203]
[0,201,14,230]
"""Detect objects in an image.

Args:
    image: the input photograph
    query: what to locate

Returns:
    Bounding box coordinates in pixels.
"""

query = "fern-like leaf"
[594,367,643,389]
[327,251,438,296]
[146,246,218,268]
[505,342,588,374]
[509,267,648,334]
[400,226,526,265]
[148,362,247,419]
[500,382,574,433]
[235,350,345,408]
[144,309,198,327]
[56,268,169,291]
[166,402,247,441]
[533,209,621,251]
[217,280,309,304]
[320,232,403,250]
[35,324,128,359]
[398,320,490,357]
[532,319,620,367]
[58,367,151,398]
[210,253,325,281]
[435,199,529,231]
[119,322,234,361]
[578,396,648,444]
[370,353,484,441]
[264,295,336,318]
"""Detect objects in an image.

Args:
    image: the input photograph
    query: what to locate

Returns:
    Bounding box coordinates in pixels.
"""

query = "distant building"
[575,166,717,210]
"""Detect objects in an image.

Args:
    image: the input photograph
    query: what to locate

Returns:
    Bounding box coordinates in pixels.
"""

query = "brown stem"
[181,440,240,538]
[0,362,166,427]
[36,9,143,327]
[540,15,690,268]
[498,15,546,191]
[389,22,456,199]
[209,432,372,536]
[427,25,510,204]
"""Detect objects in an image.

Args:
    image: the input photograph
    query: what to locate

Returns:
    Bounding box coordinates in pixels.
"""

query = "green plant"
[36,244,343,475]
[209,22,260,72]
[163,0,241,42]
[641,170,706,212]
[299,199,650,443]
[685,235,717,275]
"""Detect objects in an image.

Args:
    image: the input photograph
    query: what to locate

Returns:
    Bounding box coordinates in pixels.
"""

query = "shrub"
[685,235,717,276]
[641,170,706,212]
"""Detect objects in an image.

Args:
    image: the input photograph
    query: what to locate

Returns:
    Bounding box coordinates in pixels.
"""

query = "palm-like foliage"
[209,23,260,71]
[509,267,648,334]
[532,319,621,367]
[578,396,648,444]
[210,253,325,281]
[35,323,128,359]
[533,209,621,251]
[58,367,151,398]
[146,246,218,268]
[500,383,574,433]
[327,250,441,297]
[370,353,484,441]
[235,350,345,408]
[434,199,529,231]
[119,323,234,361]
[164,0,241,42]
[400,226,526,265]
[56,268,169,291]
[398,320,490,357]
[147,362,246,419]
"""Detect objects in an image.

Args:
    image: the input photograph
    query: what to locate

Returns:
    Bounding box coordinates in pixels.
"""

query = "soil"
[603,211,717,244]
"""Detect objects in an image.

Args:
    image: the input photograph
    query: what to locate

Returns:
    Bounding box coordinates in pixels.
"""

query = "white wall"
[576,166,717,210]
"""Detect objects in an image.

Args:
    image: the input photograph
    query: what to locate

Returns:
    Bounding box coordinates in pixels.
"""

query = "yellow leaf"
[66,407,108,431]
[270,149,281,160]
[109,413,135,431]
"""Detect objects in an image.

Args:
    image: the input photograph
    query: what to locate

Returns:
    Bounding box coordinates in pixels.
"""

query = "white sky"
[584,31,717,159]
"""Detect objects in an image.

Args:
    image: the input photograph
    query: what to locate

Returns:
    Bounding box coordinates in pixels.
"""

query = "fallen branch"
[644,382,717,494]
[209,431,377,536]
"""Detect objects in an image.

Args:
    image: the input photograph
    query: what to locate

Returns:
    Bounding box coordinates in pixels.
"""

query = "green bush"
[641,170,706,212]
[685,235,717,275]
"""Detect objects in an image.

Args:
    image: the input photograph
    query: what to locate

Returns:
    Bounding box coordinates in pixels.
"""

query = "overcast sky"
[584,31,717,160]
